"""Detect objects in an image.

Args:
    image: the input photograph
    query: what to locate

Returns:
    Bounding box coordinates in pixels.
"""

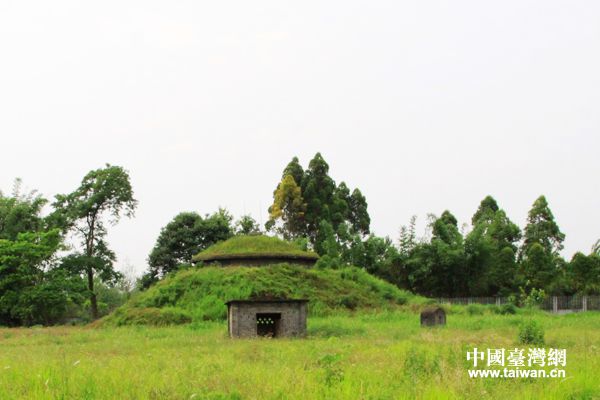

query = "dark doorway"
[256,313,281,337]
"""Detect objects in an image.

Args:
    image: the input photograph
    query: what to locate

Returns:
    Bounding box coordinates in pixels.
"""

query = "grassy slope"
[1,310,599,399]
[192,235,318,261]
[102,264,416,326]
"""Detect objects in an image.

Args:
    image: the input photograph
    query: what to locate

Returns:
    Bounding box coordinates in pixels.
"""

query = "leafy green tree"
[399,216,418,257]
[0,181,86,326]
[235,214,261,235]
[403,211,468,297]
[301,153,337,241]
[0,179,47,240]
[520,243,555,290]
[270,153,371,257]
[348,188,370,235]
[0,230,85,325]
[314,220,340,258]
[142,209,233,287]
[267,174,307,239]
[53,165,137,319]
[569,252,600,294]
[519,196,565,292]
[471,195,499,226]
[281,156,305,190]
[521,196,565,256]
[465,197,521,295]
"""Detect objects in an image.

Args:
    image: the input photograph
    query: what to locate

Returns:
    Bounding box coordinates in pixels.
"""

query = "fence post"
[496,297,501,306]
[583,295,588,312]
[552,296,558,313]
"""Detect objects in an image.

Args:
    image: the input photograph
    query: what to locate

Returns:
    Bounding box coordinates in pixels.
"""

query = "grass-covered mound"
[101,264,415,326]
[192,235,318,262]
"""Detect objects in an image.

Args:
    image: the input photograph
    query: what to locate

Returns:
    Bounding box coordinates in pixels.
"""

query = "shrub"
[318,353,344,386]
[339,295,359,310]
[518,320,545,345]
[499,304,517,315]
[466,304,485,315]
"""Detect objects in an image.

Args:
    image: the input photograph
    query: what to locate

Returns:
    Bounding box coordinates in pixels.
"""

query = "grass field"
[1,309,599,399]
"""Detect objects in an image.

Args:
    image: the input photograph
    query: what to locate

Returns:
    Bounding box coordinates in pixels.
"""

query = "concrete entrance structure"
[226,299,308,338]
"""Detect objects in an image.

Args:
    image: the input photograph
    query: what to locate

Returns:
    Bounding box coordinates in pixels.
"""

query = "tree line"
[1,156,598,326]
[264,154,600,299]
[144,153,600,300]
[0,166,136,326]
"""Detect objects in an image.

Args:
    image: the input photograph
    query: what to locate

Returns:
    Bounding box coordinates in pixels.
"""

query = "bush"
[518,320,545,345]
[466,304,485,316]
[339,295,359,310]
[499,304,517,315]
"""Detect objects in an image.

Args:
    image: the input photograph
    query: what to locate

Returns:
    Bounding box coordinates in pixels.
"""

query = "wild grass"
[101,265,415,325]
[192,235,318,261]
[1,309,598,399]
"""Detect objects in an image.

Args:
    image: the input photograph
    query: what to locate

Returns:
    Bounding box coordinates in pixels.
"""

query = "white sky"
[1,1,599,276]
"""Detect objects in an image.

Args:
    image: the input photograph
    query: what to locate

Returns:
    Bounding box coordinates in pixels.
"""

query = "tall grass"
[1,310,598,399]
[102,264,416,326]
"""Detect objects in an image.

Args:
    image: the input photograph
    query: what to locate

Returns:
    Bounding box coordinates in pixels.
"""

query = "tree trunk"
[88,268,98,320]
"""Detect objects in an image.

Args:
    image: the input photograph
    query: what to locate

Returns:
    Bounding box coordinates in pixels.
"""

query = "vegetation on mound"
[192,235,318,261]
[101,264,414,326]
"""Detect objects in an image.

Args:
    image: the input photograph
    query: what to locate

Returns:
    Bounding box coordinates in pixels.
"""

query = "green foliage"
[568,252,600,294]
[314,255,343,270]
[522,195,565,256]
[267,174,307,239]
[0,230,85,326]
[268,153,371,253]
[53,164,137,319]
[314,220,339,257]
[318,353,345,386]
[465,197,521,296]
[101,264,415,325]
[520,243,555,291]
[471,195,499,225]
[518,319,545,345]
[496,303,517,315]
[144,210,234,286]
[234,214,261,235]
[0,179,48,240]
[466,304,485,315]
[404,211,468,297]
[518,287,546,308]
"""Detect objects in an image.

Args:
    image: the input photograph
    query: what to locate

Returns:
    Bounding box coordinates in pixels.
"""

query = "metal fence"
[436,295,600,313]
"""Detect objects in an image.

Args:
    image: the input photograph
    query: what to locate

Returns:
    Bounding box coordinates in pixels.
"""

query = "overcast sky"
[1,1,598,275]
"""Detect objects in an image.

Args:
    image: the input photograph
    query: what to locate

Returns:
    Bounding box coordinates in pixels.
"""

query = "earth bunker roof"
[192,235,319,267]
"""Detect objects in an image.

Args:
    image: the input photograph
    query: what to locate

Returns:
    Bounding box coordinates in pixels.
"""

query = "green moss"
[101,264,416,326]
[192,235,318,261]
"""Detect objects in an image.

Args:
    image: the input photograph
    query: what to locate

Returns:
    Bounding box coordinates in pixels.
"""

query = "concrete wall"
[228,302,307,338]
